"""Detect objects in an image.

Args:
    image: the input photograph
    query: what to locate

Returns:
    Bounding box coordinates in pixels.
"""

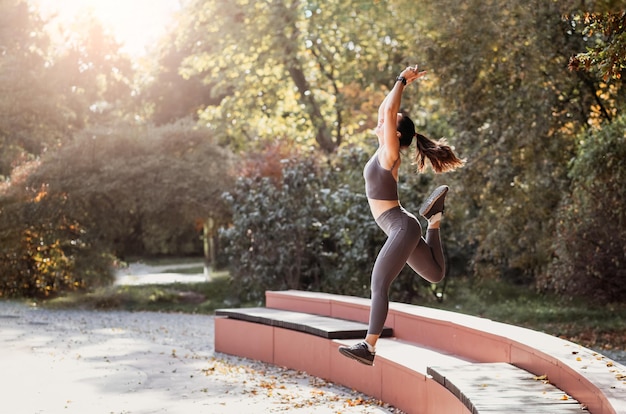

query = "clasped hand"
[400,65,427,85]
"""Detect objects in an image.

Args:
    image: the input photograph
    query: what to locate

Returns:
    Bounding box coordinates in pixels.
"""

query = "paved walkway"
[0,301,400,414]
[114,262,210,285]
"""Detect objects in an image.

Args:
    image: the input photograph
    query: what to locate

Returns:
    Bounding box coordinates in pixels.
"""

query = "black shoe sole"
[338,347,374,366]
[419,185,449,218]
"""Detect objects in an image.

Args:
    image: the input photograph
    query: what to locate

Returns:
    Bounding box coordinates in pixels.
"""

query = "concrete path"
[114,262,210,286]
[0,301,400,414]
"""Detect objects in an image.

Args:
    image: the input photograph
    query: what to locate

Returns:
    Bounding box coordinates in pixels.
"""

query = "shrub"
[541,114,626,303]
[220,145,450,304]
[0,120,234,297]
[0,193,113,298]
[221,152,326,303]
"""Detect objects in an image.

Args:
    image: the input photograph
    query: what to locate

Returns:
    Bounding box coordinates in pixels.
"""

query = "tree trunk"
[272,0,337,153]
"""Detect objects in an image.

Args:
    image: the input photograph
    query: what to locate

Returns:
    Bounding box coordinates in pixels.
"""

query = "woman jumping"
[338,65,465,366]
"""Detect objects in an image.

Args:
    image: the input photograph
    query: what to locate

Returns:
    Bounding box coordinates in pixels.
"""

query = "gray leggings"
[368,206,445,336]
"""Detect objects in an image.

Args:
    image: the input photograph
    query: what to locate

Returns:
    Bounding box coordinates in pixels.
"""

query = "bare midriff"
[368,198,400,220]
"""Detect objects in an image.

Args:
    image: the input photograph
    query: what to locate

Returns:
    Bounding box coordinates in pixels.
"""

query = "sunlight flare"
[31,0,179,56]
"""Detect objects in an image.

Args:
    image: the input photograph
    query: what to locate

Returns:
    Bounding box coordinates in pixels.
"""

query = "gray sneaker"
[419,185,449,219]
[338,341,375,366]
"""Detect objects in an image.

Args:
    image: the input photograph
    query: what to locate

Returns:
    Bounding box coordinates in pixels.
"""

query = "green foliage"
[44,271,236,313]
[221,149,329,303]
[410,0,607,284]
[540,113,626,303]
[28,120,234,258]
[4,0,626,305]
[220,145,459,304]
[0,1,139,178]
[314,148,382,297]
[0,1,71,176]
[0,185,113,298]
[140,31,220,125]
[568,11,626,82]
[0,120,235,297]
[174,0,416,153]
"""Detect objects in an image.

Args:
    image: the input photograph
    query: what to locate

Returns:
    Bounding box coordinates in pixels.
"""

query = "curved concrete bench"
[265,290,626,414]
[214,307,476,413]
[214,303,591,413]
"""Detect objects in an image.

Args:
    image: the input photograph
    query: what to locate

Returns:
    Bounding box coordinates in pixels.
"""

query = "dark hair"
[397,114,465,173]
[397,115,416,147]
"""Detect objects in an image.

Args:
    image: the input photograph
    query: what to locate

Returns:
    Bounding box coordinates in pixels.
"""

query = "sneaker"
[419,185,449,219]
[338,341,375,366]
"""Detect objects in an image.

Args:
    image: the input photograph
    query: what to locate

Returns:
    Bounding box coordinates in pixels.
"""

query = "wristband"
[396,76,407,85]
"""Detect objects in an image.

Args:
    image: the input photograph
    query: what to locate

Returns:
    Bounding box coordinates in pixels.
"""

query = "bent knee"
[427,271,445,284]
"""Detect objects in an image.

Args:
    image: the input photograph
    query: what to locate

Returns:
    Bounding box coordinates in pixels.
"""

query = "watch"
[396,76,407,85]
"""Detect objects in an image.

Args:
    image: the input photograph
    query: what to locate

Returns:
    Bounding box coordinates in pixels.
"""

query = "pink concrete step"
[215,308,582,414]
[265,290,626,414]
[214,310,589,413]
[214,312,474,414]
[334,337,473,414]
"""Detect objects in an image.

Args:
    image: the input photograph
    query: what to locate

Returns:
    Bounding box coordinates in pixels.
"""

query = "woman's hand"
[400,65,427,85]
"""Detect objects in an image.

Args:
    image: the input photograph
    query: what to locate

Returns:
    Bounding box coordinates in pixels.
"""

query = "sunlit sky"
[30,0,180,56]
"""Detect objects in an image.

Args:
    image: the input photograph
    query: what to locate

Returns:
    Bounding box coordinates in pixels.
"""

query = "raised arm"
[378,65,427,164]
[377,92,390,127]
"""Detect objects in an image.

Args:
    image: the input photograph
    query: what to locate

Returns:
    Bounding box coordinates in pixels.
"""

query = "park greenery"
[42,259,626,351]
[1,0,625,329]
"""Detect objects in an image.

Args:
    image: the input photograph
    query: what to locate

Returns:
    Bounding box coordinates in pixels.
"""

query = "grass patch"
[44,270,249,314]
[128,257,202,267]
[426,278,626,350]
[40,272,626,350]
[159,265,205,275]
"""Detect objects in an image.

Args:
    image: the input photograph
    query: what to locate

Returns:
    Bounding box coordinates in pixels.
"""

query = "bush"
[0,192,113,298]
[541,114,626,303]
[221,150,326,303]
[220,145,454,304]
[0,120,234,298]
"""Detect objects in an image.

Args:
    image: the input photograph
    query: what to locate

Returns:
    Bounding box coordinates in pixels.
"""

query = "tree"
[0,1,72,176]
[0,1,138,177]
[568,10,626,83]
[402,0,602,284]
[174,0,417,153]
[0,158,113,298]
[140,31,221,125]
[46,13,138,125]
[28,120,234,258]
[222,146,327,303]
[541,2,626,302]
[564,6,625,127]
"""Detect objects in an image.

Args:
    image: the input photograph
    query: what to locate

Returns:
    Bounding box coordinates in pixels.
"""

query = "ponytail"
[414,133,465,173]
[397,114,465,173]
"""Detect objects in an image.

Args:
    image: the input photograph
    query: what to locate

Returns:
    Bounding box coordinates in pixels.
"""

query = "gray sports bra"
[363,151,398,200]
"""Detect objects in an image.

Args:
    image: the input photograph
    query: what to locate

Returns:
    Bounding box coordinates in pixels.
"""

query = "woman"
[338,65,465,366]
